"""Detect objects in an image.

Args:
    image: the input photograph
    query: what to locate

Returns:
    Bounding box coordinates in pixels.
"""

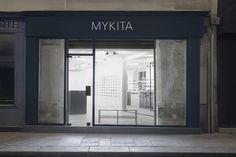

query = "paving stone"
[39,146,89,152]
[5,139,37,146]
[58,137,82,146]
[99,139,111,146]
[80,142,99,146]
[0,132,236,155]
[111,138,135,146]
[39,139,61,147]
[130,146,236,153]
[134,139,152,146]
[90,147,129,152]
[112,143,135,146]
[0,146,40,152]
[151,141,197,147]
[112,138,134,144]
[82,137,99,143]
[130,147,163,152]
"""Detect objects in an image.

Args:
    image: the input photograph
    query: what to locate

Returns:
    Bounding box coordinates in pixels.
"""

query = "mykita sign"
[25,12,206,38]
[91,21,134,31]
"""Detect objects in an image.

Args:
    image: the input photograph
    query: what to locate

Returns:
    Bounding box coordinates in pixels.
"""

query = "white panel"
[155,40,186,126]
[38,39,65,124]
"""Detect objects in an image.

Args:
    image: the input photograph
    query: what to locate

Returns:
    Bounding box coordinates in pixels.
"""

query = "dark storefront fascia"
[0,11,208,133]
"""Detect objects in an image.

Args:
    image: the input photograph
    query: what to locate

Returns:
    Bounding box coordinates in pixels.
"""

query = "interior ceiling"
[69,49,153,57]
[69,49,154,71]
[68,40,154,71]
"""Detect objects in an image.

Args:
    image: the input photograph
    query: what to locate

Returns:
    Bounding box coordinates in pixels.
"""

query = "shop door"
[68,55,93,126]
[67,40,93,126]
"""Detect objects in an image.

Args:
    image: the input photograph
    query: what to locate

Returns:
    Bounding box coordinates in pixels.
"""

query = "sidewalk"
[0,132,235,156]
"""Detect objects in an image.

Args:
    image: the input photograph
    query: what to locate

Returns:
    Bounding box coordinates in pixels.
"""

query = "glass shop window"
[94,40,155,126]
[94,39,187,126]
[0,34,15,105]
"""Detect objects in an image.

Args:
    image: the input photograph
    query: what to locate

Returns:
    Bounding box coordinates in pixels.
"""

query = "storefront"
[1,11,208,131]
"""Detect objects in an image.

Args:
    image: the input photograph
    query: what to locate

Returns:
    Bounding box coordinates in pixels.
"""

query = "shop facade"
[0,11,208,132]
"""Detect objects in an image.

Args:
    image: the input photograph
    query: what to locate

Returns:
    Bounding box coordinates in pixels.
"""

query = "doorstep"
[20,125,202,134]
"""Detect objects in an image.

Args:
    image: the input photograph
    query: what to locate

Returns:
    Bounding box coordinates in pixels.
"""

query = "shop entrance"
[67,40,93,126]
[68,55,93,126]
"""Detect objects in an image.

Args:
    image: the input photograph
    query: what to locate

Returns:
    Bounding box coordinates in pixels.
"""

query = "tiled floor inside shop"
[0,132,235,156]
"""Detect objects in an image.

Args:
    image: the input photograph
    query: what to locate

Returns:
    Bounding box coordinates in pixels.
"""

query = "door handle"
[86,86,91,96]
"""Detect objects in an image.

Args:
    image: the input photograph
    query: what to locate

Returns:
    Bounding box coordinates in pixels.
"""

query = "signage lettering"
[0,20,19,29]
[91,21,133,31]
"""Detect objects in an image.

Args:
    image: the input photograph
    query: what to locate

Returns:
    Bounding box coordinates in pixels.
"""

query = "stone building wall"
[0,0,211,11]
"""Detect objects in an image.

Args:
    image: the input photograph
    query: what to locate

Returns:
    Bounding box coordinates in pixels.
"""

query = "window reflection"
[0,35,15,105]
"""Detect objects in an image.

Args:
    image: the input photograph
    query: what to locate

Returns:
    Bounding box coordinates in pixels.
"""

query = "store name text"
[0,20,19,29]
[91,21,133,31]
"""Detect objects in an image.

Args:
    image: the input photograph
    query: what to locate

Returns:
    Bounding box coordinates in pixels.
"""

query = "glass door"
[67,40,93,126]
